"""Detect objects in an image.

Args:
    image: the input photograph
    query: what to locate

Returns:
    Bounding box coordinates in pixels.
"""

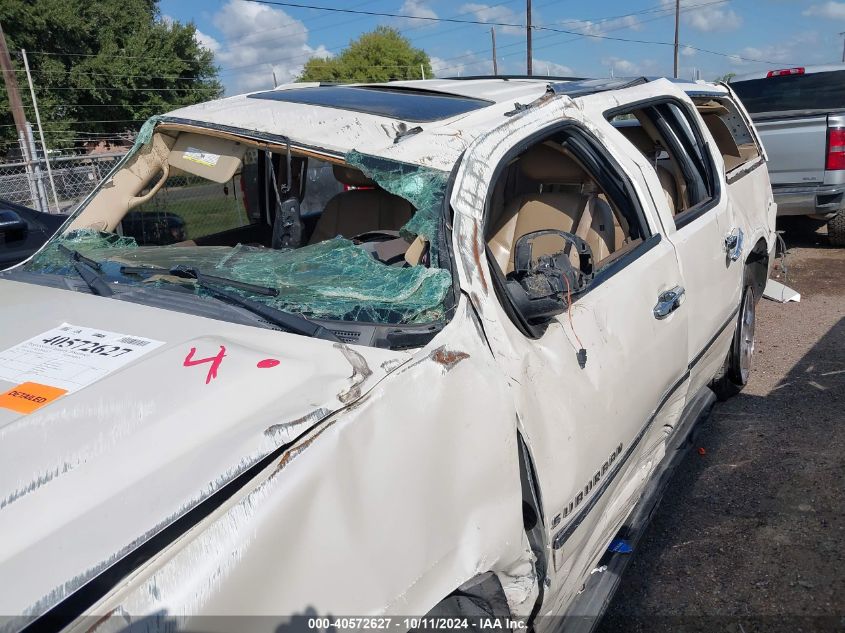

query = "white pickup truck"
[731,64,845,245]
[0,76,775,632]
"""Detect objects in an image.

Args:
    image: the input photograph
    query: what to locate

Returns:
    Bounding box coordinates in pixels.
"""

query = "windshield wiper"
[121,264,279,297]
[57,243,113,297]
[121,264,340,342]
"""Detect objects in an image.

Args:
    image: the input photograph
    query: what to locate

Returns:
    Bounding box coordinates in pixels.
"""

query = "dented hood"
[0,279,409,620]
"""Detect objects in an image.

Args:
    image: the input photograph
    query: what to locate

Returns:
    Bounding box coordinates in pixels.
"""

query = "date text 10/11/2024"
[307,618,528,630]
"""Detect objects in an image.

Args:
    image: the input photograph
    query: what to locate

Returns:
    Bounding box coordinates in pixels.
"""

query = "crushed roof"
[163,77,726,171]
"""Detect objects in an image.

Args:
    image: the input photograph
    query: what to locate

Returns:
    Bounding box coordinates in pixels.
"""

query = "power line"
[13,0,682,82]
[242,0,790,68]
[0,119,145,127]
[433,0,732,72]
[216,0,523,76]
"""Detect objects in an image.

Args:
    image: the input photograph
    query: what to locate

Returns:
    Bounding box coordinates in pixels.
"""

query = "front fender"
[86,299,537,626]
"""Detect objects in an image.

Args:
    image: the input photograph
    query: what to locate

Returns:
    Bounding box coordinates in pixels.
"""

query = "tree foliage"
[0,0,222,154]
[299,27,432,84]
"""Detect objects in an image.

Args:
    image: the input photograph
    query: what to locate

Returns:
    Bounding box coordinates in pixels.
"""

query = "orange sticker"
[0,382,67,414]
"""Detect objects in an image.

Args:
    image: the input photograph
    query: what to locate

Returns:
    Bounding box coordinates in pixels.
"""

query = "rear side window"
[607,100,717,227]
[731,71,845,114]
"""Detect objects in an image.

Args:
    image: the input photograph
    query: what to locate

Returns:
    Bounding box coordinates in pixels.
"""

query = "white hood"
[0,279,409,621]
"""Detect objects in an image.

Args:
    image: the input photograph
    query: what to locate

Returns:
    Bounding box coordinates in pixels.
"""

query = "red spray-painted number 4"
[183,345,227,384]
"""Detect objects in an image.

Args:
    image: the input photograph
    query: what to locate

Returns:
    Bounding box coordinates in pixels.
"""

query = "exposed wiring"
[559,266,586,354]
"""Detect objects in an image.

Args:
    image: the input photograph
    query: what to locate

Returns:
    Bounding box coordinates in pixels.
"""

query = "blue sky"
[158,0,845,94]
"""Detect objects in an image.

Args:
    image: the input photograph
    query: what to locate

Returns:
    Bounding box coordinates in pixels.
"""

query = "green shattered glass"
[26,136,454,327]
[28,231,451,325]
[346,150,449,264]
[215,239,452,323]
[30,229,139,270]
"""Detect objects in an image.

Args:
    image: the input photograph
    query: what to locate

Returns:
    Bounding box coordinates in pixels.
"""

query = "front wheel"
[711,285,756,401]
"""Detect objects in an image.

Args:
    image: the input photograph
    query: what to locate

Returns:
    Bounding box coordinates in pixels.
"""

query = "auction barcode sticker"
[0,323,164,394]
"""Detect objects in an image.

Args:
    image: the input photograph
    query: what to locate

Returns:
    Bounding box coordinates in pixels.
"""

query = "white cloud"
[208,0,330,94]
[600,56,662,77]
[602,56,641,76]
[459,3,524,35]
[559,15,641,39]
[681,45,696,57]
[660,0,742,33]
[803,2,845,19]
[727,32,821,68]
[533,58,575,77]
[194,29,220,53]
[395,0,438,27]
[431,51,494,77]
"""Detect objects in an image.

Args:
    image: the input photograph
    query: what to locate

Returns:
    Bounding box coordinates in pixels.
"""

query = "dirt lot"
[598,223,845,632]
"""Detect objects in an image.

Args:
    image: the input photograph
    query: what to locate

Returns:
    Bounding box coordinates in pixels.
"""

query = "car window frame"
[481,120,662,339]
[710,93,768,185]
[604,97,723,231]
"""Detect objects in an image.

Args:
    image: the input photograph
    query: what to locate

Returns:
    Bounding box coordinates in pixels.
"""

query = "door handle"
[654,286,685,319]
[725,227,744,262]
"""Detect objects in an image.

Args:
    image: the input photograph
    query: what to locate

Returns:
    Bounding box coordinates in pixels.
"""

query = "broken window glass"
[20,121,455,332]
[346,150,450,265]
[29,230,452,325]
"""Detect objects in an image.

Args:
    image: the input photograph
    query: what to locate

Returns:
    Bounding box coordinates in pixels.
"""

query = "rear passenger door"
[608,91,744,395]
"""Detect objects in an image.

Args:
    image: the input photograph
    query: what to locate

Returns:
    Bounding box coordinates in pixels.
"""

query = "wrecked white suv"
[0,77,775,632]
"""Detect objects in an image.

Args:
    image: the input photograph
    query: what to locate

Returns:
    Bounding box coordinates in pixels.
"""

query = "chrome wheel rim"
[738,290,755,384]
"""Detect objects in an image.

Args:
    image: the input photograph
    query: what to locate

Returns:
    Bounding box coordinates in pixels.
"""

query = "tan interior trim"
[404,236,428,266]
[154,123,344,164]
[693,99,730,116]
[127,163,169,210]
[634,110,689,212]
[68,131,176,233]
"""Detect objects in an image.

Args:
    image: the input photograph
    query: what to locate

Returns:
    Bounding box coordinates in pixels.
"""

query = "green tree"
[715,72,736,83]
[299,26,432,83]
[0,0,222,155]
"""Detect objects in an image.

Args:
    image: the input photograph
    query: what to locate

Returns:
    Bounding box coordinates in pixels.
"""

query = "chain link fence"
[0,152,126,214]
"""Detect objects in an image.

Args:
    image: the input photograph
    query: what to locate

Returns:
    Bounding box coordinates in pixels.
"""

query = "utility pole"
[673,0,680,78]
[0,21,27,142]
[840,32,845,63]
[22,49,59,212]
[526,0,533,76]
[491,27,498,76]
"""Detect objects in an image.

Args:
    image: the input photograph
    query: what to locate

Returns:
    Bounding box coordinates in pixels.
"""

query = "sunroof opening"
[248,85,492,122]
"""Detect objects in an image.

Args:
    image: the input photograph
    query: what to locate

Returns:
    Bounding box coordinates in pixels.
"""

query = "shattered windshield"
[20,120,454,330]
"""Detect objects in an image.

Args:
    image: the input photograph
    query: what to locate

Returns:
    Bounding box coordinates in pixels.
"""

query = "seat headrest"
[519,144,588,183]
[333,164,376,187]
[617,125,659,156]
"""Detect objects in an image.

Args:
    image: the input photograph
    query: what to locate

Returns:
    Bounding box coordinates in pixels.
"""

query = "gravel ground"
[597,223,845,633]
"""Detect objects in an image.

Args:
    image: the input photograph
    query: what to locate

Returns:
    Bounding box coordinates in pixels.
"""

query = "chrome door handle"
[654,286,685,319]
[725,227,744,261]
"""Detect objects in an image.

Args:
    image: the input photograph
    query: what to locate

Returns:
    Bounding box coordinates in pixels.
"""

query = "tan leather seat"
[655,167,679,216]
[617,125,680,216]
[487,144,617,273]
[309,165,414,244]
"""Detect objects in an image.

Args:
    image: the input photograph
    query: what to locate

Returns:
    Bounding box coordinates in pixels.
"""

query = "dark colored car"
[0,198,66,269]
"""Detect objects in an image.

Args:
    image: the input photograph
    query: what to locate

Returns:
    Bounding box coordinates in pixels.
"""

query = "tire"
[711,284,756,401]
[828,212,845,247]
[410,573,511,633]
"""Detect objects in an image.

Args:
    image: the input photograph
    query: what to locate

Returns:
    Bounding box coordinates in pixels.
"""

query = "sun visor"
[168,133,246,183]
